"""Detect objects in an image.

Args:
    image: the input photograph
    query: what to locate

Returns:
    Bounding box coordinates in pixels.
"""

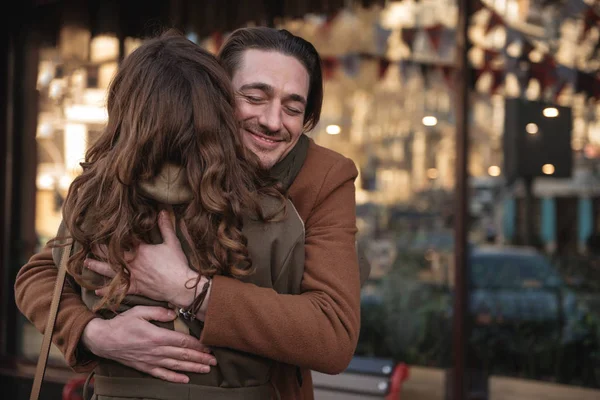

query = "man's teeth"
[255,133,276,143]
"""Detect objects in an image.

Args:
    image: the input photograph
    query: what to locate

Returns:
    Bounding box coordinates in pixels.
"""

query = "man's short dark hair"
[218,27,323,132]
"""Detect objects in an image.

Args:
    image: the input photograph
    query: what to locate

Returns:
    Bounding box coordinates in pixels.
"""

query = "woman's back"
[54,165,304,399]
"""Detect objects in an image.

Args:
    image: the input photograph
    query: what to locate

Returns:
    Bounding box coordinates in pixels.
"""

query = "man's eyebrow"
[238,83,273,95]
[284,93,307,106]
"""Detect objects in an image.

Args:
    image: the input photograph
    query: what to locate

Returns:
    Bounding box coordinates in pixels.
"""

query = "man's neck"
[270,134,309,191]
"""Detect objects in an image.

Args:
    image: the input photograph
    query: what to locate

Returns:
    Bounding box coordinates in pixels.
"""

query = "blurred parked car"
[468,245,589,344]
[357,245,598,385]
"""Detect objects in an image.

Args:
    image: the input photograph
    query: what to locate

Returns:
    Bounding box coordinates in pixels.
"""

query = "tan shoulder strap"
[30,241,73,400]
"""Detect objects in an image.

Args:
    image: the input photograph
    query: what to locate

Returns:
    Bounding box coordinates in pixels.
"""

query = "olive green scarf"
[269,134,309,192]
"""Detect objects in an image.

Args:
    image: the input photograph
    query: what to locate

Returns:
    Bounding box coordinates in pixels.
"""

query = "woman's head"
[62,30,281,310]
[98,29,240,185]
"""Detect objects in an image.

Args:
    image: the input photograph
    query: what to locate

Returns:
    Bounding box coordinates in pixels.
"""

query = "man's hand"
[86,211,200,309]
[82,306,217,383]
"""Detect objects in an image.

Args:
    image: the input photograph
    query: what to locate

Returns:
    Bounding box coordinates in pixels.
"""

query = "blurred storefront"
[2,0,600,399]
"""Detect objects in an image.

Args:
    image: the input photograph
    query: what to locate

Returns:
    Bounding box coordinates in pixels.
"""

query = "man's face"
[232,49,309,169]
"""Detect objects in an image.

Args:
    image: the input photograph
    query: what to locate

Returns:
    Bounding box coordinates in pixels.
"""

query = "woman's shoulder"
[243,195,304,248]
[257,195,304,236]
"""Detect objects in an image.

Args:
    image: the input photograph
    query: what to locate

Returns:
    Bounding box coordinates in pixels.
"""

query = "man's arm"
[200,157,361,374]
[14,246,98,372]
[14,242,216,382]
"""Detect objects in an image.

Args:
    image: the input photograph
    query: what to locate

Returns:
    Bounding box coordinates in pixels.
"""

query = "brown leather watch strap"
[30,241,73,400]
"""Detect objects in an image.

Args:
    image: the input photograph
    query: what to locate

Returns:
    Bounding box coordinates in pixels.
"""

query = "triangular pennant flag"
[555,64,577,101]
[441,66,455,89]
[472,68,483,88]
[556,65,577,84]
[212,31,224,52]
[552,80,569,103]
[475,67,486,82]
[483,49,502,70]
[413,29,435,55]
[485,12,505,35]
[542,55,557,90]
[378,58,391,80]
[425,24,445,52]
[322,57,340,80]
[471,0,485,14]
[341,54,360,77]
[319,11,340,36]
[419,63,432,88]
[575,71,598,99]
[438,28,456,60]
[401,28,418,52]
[580,7,600,42]
[484,49,501,63]
[530,56,557,93]
[540,54,556,70]
[490,69,505,94]
[594,78,600,100]
[520,39,535,61]
[374,23,392,56]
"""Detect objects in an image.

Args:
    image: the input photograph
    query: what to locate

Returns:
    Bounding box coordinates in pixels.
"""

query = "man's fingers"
[118,307,207,351]
[151,327,209,353]
[160,346,217,367]
[85,258,117,278]
[157,210,179,245]
[157,357,212,374]
[123,305,177,323]
[125,307,208,351]
[137,363,190,384]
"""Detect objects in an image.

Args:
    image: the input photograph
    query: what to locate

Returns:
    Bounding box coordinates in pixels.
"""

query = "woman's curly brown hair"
[58,29,284,311]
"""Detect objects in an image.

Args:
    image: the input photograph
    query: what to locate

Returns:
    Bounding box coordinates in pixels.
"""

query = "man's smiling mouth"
[246,129,284,144]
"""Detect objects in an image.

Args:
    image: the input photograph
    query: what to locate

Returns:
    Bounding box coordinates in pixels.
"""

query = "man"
[15,27,367,399]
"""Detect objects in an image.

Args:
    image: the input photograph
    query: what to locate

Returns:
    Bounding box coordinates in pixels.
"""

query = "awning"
[26,0,387,42]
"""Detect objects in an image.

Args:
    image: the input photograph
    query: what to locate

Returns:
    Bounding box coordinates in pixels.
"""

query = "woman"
[51,30,304,400]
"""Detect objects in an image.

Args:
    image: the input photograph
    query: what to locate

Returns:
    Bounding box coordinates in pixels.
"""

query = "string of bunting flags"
[318,0,600,102]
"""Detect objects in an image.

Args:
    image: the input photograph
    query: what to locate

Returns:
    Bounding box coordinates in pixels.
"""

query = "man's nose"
[258,101,283,133]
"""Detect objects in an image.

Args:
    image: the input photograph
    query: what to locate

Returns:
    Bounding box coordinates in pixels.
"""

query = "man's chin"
[257,156,277,170]
[242,135,280,169]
